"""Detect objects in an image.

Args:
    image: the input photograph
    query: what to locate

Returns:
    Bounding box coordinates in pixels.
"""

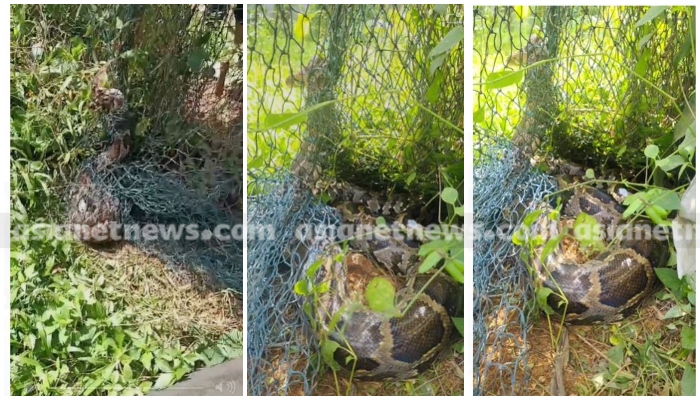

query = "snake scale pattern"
[302,181,464,380]
[67,74,130,244]
[532,186,670,324]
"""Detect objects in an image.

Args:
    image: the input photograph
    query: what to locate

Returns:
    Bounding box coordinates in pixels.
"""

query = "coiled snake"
[530,186,670,324]
[299,182,464,380]
[68,72,131,244]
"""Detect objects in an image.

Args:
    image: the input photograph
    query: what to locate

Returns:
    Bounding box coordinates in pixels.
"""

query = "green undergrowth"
[10,4,243,395]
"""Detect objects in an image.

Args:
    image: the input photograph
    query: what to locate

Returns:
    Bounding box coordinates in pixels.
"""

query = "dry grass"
[477,295,690,396]
[256,325,464,396]
[86,243,243,343]
[311,351,464,396]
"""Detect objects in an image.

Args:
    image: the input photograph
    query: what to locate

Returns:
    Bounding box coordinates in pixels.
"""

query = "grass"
[10,242,243,395]
[10,5,244,395]
[247,5,464,195]
[246,5,465,396]
[246,10,310,176]
[473,5,696,396]
[473,6,694,168]
[526,288,695,396]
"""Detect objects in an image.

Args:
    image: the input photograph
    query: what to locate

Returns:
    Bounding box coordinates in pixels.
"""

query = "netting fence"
[473,5,695,395]
[247,4,464,395]
[33,4,245,291]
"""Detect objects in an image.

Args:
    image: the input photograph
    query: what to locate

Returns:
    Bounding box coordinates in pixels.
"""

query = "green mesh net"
[247,4,464,395]
[473,6,695,395]
[56,5,245,292]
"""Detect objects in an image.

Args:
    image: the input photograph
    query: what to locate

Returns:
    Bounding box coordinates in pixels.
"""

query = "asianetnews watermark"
[7,217,696,247]
[9,221,466,243]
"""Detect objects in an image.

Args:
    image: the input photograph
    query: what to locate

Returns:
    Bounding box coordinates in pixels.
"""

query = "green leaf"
[511,226,526,246]
[681,365,696,396]
[656,154,686,172]
[60,75,73,92]
[122,363,134,381]
[441,187,459,205]
[656,267,683,297]
[484,70,524,90]
[152,372,174,390]
[81,376,105,395]
[140,351,153,371]
[675,25,695,63]
[247,156,264,170]
[365,277,399,316]
[678,124,696,156]
[681,325,695,350]
[428,26,464,58]
[585,169,595,179]
[262,112,307,130]
[637,33,654,50]
[622,195,644,219]
[254,98,337,132]
[429,53,448,75]
[663,305,684,319]
[540,235,562,263]
[13,355,43,369]
[648,189,682,212]
[418,250,443,273]
[573,212,603,249]
[405,172,416,185]
[522,209,544,227]
[418,239,452,255]
[513,6,529,20]
[444,259,464,284]
[607,344,625,371]
[427,71,443,104]
[293,279,310,296]
[535,287,556,314]
[320,340,342,371]
[434,4,447,14]
[634,6,668,27]
[644,144,659,158]
[616,144,627,158]
[154,358,171,373]
[451,317,464,336]
[634,48,651,77]
[315,281,330,295]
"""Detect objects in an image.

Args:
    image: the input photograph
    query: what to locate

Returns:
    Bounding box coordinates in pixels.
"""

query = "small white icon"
[215,380,237,394]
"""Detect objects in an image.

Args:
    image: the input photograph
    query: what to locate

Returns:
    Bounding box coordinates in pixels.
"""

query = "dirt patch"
[478,296,685,396]
[312,351,464,396]
[256,328,463,396]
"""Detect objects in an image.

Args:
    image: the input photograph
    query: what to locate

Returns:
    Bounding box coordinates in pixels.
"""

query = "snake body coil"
[302,182,463,380]
[532,186,670,324]
[68,79,131,244]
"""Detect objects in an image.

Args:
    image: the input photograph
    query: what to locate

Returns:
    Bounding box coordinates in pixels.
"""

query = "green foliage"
[587,310,695,396]
[622,186,680,226]
[10,235,241,395]
[474,6,695,170]
[11,5,243,395]
[249,5,464,199]
[477,6,694,395]
[572,212,605,252]
[365,278,401,317]
[429,25,464,74]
